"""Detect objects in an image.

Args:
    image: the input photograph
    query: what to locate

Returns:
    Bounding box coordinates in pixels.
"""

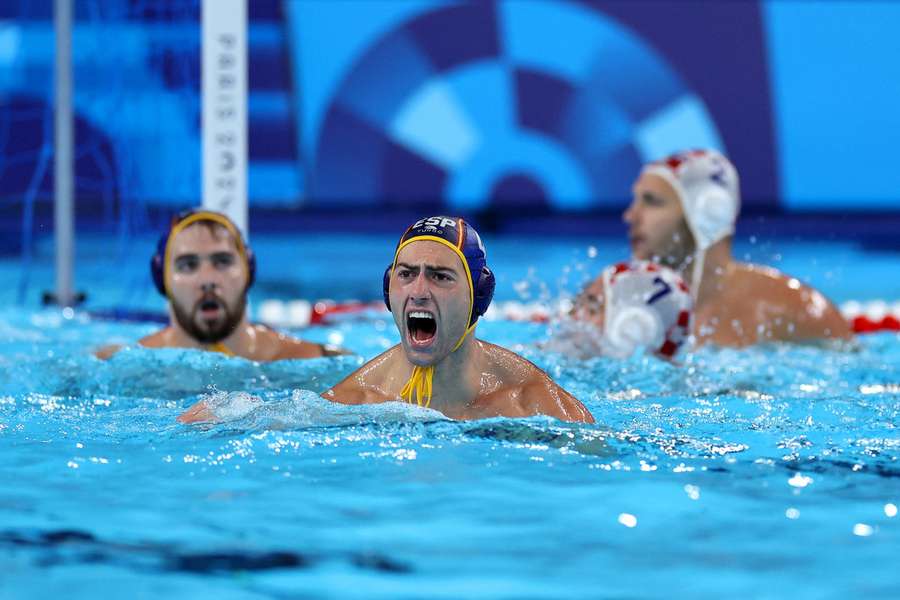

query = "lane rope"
[253,298,900,334]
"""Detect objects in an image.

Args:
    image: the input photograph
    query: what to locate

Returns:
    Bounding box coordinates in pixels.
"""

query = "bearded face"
[165,223,249,343]
[170,287,246,343]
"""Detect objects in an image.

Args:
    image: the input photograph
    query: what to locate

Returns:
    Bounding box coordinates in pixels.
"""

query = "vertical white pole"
[54,0,75,306]
[202,0,248,237]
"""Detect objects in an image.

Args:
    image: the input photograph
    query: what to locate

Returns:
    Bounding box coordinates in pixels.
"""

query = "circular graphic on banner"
[310,0,723,211]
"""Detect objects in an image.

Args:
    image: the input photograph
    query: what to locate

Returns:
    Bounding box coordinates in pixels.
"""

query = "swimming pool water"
[1,235,899,598]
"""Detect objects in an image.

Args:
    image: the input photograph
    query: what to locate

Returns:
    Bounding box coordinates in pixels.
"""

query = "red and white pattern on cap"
[658,149,710,174]
[840,300,900,333]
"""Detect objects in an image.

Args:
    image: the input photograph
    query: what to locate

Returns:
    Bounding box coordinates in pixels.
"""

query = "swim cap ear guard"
[605,305,665,355]
[150,209,256,296]
[641,149,740,253]
[602,260,693,359]
[382,216,495,327]
[641,149,740,299]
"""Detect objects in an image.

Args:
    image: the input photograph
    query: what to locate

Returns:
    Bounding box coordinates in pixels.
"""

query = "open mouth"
[198,297,223,318]
[406,310,437,347]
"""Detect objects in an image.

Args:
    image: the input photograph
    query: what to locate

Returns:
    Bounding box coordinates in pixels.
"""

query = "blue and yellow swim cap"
[383,216,495,327]
[150,209,255,297]
[383,216,495,408]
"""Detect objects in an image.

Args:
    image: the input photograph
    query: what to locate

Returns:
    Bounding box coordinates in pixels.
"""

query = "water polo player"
[179,216,593,424]
[559,260,693,360]
[616,149,850,347]
[97,209,346,361]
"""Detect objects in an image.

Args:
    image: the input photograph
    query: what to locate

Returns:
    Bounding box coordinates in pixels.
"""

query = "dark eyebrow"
[395,262,458,274]
[174,251,235,263]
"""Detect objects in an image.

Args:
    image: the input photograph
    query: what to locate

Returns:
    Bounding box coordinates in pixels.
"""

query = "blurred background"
[1,0,898,313]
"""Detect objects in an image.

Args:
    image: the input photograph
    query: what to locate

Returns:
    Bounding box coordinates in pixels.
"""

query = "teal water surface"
[1,308,899,598]
[1,236,899,598]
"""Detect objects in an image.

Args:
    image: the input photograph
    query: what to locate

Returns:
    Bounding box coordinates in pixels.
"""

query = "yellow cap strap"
[452,322,476,352]
[400,365,434,407]
[398,324,475,407]
[206,342,235,356]
[391,234,478,407]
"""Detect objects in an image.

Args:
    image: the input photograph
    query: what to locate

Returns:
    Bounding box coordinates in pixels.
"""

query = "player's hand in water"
[177,400,215,424]
[94,344,123,360]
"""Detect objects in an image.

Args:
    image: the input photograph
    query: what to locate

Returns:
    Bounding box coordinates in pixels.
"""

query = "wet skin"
[572,171,852,348]
[325,240,594,423]
[98,223,344,362]
[164,222,248,343]
[687,262,853,347]
[390,240,473,367]
[180,240,592,425]
[623,172,694,268]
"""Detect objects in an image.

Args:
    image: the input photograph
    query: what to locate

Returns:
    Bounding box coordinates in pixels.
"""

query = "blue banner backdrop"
[1,0,898,221]
[289,0,777,211]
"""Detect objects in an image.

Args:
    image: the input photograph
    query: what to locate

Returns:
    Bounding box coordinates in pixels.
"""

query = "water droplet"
[618,513,637,528]
[788,473,813,488]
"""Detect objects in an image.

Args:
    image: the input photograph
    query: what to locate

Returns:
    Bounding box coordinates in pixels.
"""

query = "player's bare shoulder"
[477,341,538,384]
[324,346,403,406]
[137,328,173,348]
[717,262,780,299]
[255,325,320,360]
[477,341,594,423]
[730,262,851,340]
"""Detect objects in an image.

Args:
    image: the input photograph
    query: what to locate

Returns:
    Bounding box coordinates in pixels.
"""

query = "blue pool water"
[1,234,899,598]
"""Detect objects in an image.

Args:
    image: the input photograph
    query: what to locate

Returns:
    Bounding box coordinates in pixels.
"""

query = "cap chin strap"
[641,166,716,303]
[400,322,476,408]
[391,235,479,408]
[206,342,235,356]
[400,365,433,408]
[689,249,706,302]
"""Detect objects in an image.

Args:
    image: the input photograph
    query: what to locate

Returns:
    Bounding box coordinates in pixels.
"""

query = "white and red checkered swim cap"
[641,149,740,253]
[602,260,693,359]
